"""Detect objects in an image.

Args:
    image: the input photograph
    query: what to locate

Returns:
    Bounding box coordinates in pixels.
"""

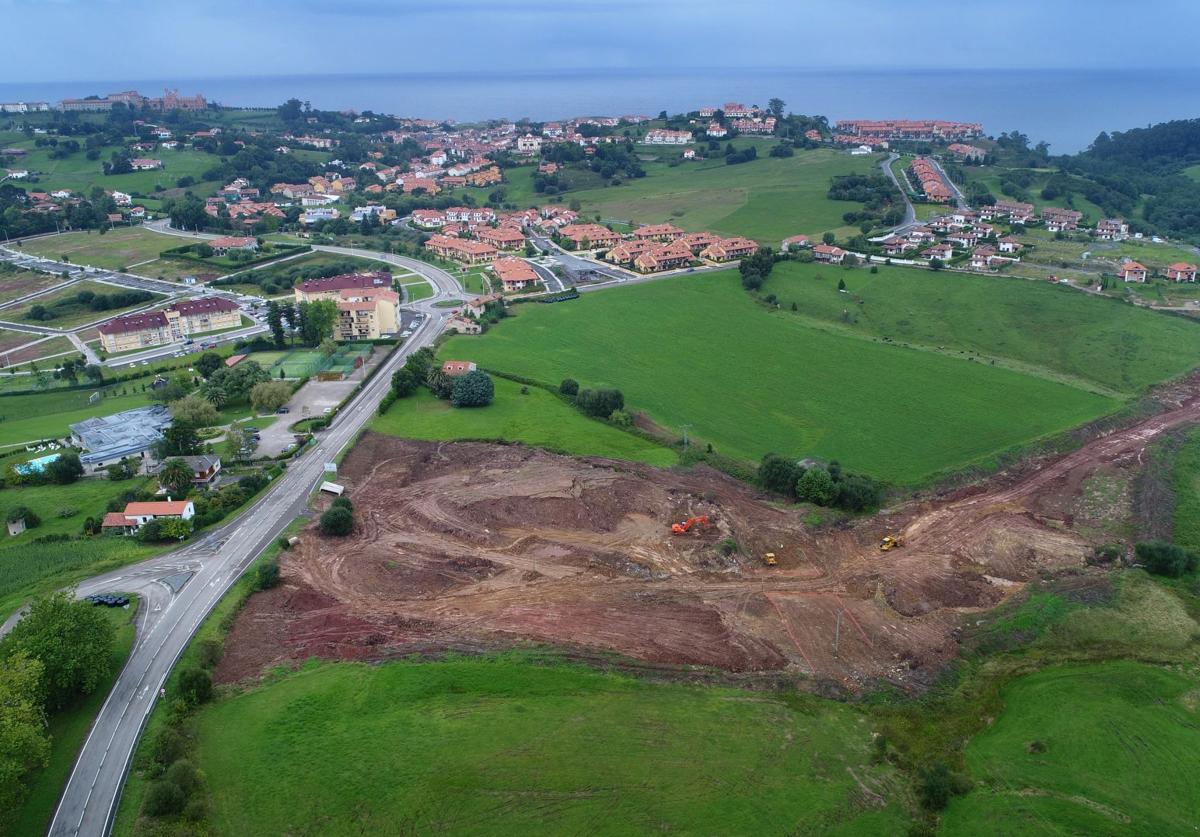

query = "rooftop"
[70,405,172,464]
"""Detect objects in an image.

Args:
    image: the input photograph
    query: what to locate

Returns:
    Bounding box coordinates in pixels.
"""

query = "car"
[276,406,290,414]
[322,407,333,414]
[140,360,149,366]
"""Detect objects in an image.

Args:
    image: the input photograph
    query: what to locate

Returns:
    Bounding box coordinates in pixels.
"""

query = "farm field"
[557,148,879,243]
[6,598,139,836]
[371,376,677,466]
[20,226,172,270]
[449,271,1119,484]
[761,260,1200,397]
[3,279,162,328]
[941,661,1200,835]
[190,656,907,836]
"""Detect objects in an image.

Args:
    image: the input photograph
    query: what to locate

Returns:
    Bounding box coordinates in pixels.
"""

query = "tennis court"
[248,344,374,379]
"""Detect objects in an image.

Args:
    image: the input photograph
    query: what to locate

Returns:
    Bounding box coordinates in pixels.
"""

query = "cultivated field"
[762,261,1200,397]
[555,148,878,243]
[192,656,908,835]
[448,272,1119,484]
[370,376,677,466]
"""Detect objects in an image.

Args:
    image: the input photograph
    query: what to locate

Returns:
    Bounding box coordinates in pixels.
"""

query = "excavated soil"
[217,381,1200,692]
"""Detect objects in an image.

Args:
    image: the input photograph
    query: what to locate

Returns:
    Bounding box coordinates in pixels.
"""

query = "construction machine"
[671,515,710,535]
[878,535,902,551]
[763,552,778,566]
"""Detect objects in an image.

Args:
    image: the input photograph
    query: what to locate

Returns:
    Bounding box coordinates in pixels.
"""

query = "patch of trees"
[1135,540,1198,578]
[738,246,777,291]
[0,593,116,822]
[26,288,154,322]
[758,454,885,512]
[320,496,354,536]
[828,173,901,228]
[724,143,758,165]
[200,360,271,408]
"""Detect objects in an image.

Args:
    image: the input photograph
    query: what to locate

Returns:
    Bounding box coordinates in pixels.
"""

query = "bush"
[196,638,223,669]
[152,727,187,766]
[1135,540,1198,577]
[331,496,353,512]
[177,667,213,706]
[253,557,280,591]
[917,762,968,811]
[144,780,186,817]
[559,378,579,397]
[835,474,884,512]
[758,453,799,498]
[7,505,39,527]
[576,388,624,419]
[450,370,494,408]
[796,467,837,505]
[320,506,353,536]
[165,759,201,797]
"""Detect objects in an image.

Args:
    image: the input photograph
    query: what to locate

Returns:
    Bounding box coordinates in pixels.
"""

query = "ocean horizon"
[3,67,1199,154]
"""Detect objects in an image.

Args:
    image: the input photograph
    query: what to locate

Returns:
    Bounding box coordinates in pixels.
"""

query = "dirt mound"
[219,385,1200,690]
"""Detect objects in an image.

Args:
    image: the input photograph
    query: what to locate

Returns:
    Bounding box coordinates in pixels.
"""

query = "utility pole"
[681,423,692,451]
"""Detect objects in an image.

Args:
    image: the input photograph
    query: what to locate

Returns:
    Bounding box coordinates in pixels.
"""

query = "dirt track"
[217,381,1200,692]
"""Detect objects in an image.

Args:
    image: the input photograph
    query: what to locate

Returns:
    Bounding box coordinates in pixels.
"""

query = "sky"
[3,0,1200,83]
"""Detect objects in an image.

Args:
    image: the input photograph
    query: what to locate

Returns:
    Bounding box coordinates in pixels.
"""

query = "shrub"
[450,370,494,408]
[331,496,353,512]
[320,506,353,536]
[917,762,968,811]
[1135,540,1198,577]
[576,388,624,419]
[7,505,39,527]
[254,557,280,591]
[152,727,186,766]
[144,781,186,817]
[196,638,222,669]
[796,468,837,506]
[165,759,201,797]
[177,667,213,706]
[560,378,579,396]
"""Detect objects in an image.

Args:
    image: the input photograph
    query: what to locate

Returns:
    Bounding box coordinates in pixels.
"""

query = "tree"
[159,458,194,497]
[169,394,219,428]
[575,388,624,418]
[195,351,224,379]
[253,557,281,591]
[157,422,201,457]
[822,232,836,245]
[250,380,292,414]
[450,370,494,408]
[298,299,338,346]
[319,337,337,357]
[144,781,186,817]
[796,467,836,506]
[758,454,799,498]
[149,371,192,404]
[266,301,286,348]
[1,591,114,709]
[559,378,579,397]
[837,278,846,291]
[1135,541,1198,577]
[320,506,353,536]
[178,667,213,706]
[223,425,252,462]
[390,368,418,398]
[836,474,883,512]
[45,451,83,485]
[767,97,786,121]
[0,652,49,816]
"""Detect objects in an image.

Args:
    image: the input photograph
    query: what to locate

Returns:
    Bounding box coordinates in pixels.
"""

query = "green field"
[761,261,1200,397]
[7,597,139,836]
[20,227,173,271]
[371,376,677,466]
[0,264,67,302]
[962,166,1107,223]
[401,280,434,302]
[554,148,879,243]
[1171,426,1200,552]
[0,475,151,541]
[447,272,1119,484]
[0,138,218,198]
[3,279,162,328]
[941,661,1200,835]
[190,655,907,836]
[0,381,156,447]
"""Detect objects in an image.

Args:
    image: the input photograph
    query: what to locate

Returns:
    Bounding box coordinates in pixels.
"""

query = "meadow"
[961,166,1107,222]
[761,260,1200,397]
[941,661,1200,835]
[4,279,162,328]
[0,475,151,542]
[448,272,1119,484]
[549,148,878,243]
[371,376,677,466]
[0,380,158,446]
[20,226,174,271]
[190,655,908,836]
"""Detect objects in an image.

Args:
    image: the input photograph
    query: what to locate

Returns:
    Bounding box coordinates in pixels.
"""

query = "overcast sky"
[3,0,1199,83]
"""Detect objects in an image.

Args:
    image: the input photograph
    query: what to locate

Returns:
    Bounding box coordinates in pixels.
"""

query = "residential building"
[641,129,692,145]
[411,209,446,228]
[172,455,221,487]
[780,234,810,252]
[922,243,954,262]
[632,223,685,242]
[301,208,339,225]
[476,226,526,250]
[129,158,163,170]
[207,235,258,255]
[97,297,241,352]
[633,240,694,273]
[947,143,986,161]
[997,236,1024,254]
[1096,218,1130,241]
[335,288,399,340]
[1166,262,1198,282]
[294,272,393,302]
[424,234,499,264]
[705,121,728,138]
[102,499,195,534]
[463,294,502,318]
[491,257,540,292]
[1120,261,1148,282]
[558,223,622,249]
[699,237,758,261]
[813,244,846,264]
[834,119,983,141]
[442,360,477,376]
[70,405,173,473]
[1042,207,1083,232]
[516,133,543,155]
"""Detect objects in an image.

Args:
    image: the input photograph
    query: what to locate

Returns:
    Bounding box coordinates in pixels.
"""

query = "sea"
[3,68,1199,154]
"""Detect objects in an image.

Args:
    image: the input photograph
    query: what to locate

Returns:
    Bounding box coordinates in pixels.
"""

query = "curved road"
[38,229,461,836]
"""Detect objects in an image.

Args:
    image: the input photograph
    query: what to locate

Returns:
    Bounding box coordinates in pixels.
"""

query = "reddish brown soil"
[216,382,1200,692]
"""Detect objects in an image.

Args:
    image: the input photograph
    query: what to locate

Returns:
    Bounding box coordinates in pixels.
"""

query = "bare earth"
[217,378,1200,692]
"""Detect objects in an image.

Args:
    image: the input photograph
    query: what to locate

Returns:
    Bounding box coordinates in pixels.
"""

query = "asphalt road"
[40,239,460,836]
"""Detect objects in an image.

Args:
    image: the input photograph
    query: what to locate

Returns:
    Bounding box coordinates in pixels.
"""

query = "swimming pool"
[16,453,61,475]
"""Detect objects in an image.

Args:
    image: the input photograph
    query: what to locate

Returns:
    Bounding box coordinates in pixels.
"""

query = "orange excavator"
[671,515,710,535]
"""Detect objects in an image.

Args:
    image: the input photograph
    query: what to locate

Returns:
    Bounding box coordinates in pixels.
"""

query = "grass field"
[1171,427,1200,552]
[962,166,1107,223]
[556,148,879,243]
[941,661,1200,835]
[401,280,434,302]
[371,376,677,466]
[3,279,162,328]
[0,475,151,541]
[7,597,139,836]
[448,272,1119,484]
[0,138,218,198]
[20,227,172,271]
[212,251,382,295]
[761,261,1200,397]
[190,655,907,836]
[0,265,67,302]
[0,381,156,447]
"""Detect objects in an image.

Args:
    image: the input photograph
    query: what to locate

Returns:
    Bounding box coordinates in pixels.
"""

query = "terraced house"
[97,297,241,352]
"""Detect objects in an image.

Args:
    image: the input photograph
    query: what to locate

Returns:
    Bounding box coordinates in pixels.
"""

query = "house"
[678,231,720,254]
[175,455,221,487]
[1096,218,1130,241]
[463,294,502,318]
[424,234,498,264]
[780,234,810,252]
[682,148,696,160]
[491,257,540,292]
[632,223,684,243]
[970,246,998,270]
[813,244,846,264]
[442,361,477,376]
[633,240,694,273]
[699,237,758,262]
[130,158,163,170]
[445,315,482,335]
[1120,261,1148,282]
[605,240,654,266]
[70,405,173,473]
[102,499,195,534]
[641,129,692,145]
[947,143,986,161]
[208,236,258,255]
[411,209,446,228]
[705,121,727,138]
[558,223,621,249]
[301,208,339,225]
[1042,207,1083,232]
[880,236,913,257]
[1165,262,1198,282]
[922,243,954,262]
[997,236,1023,254]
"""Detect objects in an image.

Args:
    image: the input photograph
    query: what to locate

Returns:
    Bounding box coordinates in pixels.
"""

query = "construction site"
[216,379,1200,693]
